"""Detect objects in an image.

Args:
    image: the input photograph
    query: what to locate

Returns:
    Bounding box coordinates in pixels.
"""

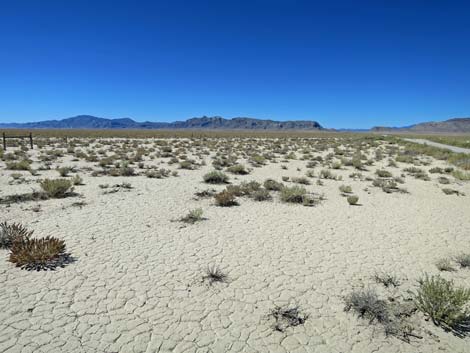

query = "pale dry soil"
[1,138,470,353]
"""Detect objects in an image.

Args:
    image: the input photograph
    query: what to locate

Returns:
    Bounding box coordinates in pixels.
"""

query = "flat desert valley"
[1,134,470,353]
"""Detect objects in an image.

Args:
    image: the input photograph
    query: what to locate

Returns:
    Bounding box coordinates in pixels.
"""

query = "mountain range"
[371,117,470,133]
[0,115,324,130]
[1,115,470,133]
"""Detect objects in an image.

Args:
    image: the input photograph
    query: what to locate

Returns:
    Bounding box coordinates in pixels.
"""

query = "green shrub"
[227,164,249,175]
[180,208,204,224]
[347,195,359,205]
[263,179,283,191]
[57,167,72,177]
[339,185,352,194]
[376,169,392,178]
[203,170,229,184]
[452,170,470,181]
[415,274,470,333]
[280,185,307,204]
[252,189,271,201]
[39,178,73,198]
[6,160,31,171]
[291,176,310,185]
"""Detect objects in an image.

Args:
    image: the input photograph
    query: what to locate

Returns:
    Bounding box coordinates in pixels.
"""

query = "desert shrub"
[281,176,289,182]
[436,258,455,272]
[227,164,249,175]
[214,190,237,207]
[403,166,430,180]
[119,163,136,176]
[179,160,197,170]
[202,265,228,285]
[9,236,70,271]
[291,176,310,185]
[264,179,283,191]
[270,306,308,332]
[280,185,307,204]
[347,195,359,205]
[0,222,33,249]
[339,185,352,194]
[71,175,83,185]
[455,254,470,268]
[438,176,450,184]
[376,169,392,178]
[239,181,261,195]
[415,274,470,334]
[345,289,389,324]
[372,178,407,193]
[145,168,171,178]
[345,289,417,341]
[39,178,73,198]
[6,160,31,171]
[57,167,72,177]
[249,154,266,167]
[180,208,204,224]
[320,169,341,180]
[429,167,444,174]
[194,189,216,199]
[252,188,271,201]
[452,170,470,181]
[203,170,229,184]
[442,188,463,196]
[374,272,400,288]
[396,155,414,164]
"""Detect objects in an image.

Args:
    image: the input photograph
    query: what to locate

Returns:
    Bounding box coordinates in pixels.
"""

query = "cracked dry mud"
[1,138,470,353]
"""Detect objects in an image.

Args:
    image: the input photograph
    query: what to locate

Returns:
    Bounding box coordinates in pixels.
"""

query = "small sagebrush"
[203,170,229,184]
[345,289,390,324]
[180,208,205,224]
[39,178,73,198]
[280,185,307,204]
[263,179,283,191]
[414,274,470,335]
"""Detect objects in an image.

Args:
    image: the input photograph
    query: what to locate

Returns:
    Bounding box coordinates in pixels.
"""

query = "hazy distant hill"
[0,115,324,130]
[372,117,470,133]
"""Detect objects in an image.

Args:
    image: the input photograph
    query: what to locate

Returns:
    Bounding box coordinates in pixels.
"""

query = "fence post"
[2,132,6,150]
[29,132,33,149]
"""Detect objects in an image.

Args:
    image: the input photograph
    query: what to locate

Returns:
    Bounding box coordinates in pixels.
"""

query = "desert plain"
[1,133,470,353]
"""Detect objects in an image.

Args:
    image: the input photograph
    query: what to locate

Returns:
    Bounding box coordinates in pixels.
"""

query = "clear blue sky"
[1,0,469,128]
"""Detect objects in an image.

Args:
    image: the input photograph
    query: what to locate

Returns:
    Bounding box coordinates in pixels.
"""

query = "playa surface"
[1,136,470,353]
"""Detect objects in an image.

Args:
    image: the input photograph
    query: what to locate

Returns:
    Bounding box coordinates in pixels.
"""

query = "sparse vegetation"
[415,274,470,335]
[270,306,308,332]
[203,170,229,184]
[9,236,71,271]
[39,178,73,198]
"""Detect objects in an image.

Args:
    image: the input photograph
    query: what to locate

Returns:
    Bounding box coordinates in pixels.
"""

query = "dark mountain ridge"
[0,115,324,130]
